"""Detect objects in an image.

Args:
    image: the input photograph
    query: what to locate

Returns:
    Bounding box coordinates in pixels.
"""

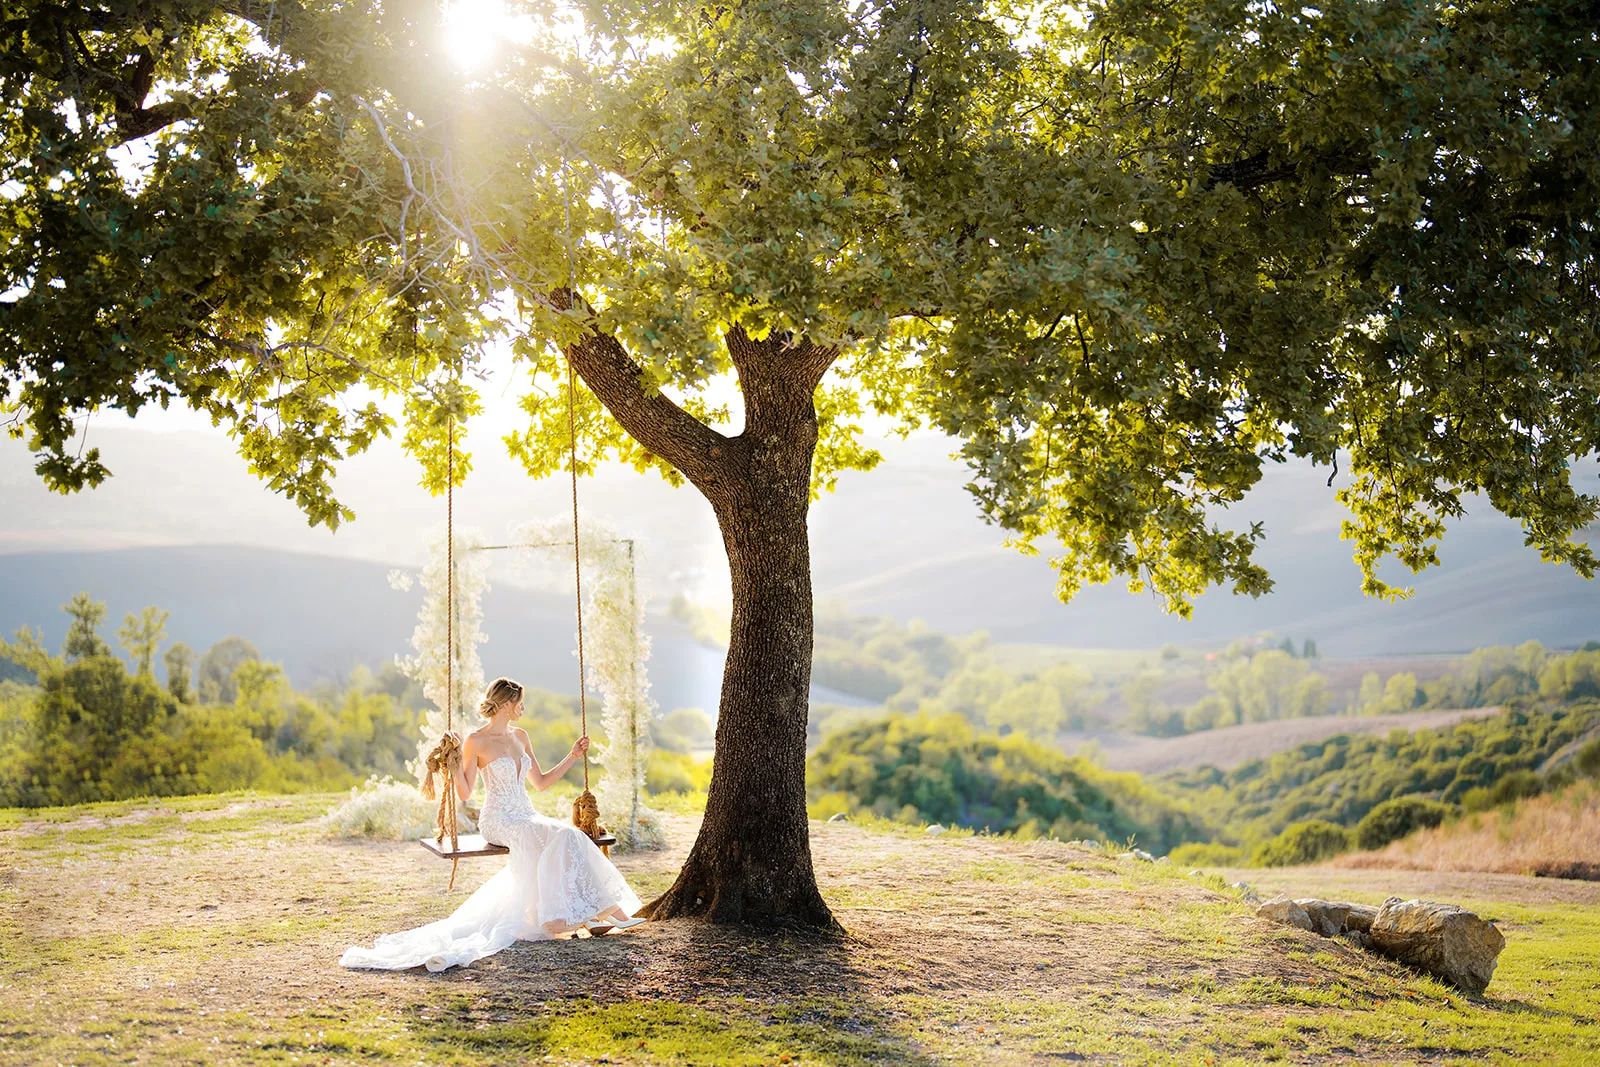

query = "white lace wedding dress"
[339,754,641,972]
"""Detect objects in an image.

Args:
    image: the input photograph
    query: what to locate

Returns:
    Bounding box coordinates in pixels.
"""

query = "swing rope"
[420,154,608,879]
[418,416,466,889]
[567,355,609,850]
[419,366,609,879]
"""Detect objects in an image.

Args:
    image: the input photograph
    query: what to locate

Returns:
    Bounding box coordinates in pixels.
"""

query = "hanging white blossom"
[328,527,491,839]
[397,525,491,773]
[507,515,666,851]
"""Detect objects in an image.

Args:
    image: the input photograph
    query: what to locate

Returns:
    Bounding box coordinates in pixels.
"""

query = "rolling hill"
[2,426,1596,658]
[0,544,741,712]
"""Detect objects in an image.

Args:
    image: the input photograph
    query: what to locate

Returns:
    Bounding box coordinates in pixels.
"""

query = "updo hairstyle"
[478,677,524,718]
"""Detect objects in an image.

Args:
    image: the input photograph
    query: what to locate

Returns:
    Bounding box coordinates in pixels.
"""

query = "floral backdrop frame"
[388,516,666,851]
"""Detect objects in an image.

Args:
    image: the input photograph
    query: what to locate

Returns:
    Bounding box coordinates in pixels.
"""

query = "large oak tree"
[3,0,1597,925]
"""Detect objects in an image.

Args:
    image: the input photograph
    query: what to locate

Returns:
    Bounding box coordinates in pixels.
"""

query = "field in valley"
[1082,708,1503,776]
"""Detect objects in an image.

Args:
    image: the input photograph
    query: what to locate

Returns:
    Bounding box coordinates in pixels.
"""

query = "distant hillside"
[1078,708,1502,776]
[0,545,738,713]
[3,427,1596,655]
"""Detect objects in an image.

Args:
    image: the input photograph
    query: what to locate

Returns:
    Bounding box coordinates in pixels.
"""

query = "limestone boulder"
[1294,899,1380,937]
[1368,897,1505,993]
[1255,895,1315,931]
[1342,903,1380,934]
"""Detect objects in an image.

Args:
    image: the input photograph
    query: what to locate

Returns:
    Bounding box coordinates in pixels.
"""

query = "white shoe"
[584,915,646,935]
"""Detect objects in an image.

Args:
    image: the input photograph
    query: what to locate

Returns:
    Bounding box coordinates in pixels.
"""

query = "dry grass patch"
[1333,782,1600,878]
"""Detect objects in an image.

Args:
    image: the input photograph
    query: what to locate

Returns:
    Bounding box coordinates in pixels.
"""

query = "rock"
[1232,881,1262,904]
[1255,895,1315,931]
[925,824,946,836]
[1294,899,1344,936]
[1368,897,1506,993]
[1292,899,1377,938]
[1342,903,1380,934]
[826,812,850,824]
[1156,856,1173,865]
[1131,848,1155,862]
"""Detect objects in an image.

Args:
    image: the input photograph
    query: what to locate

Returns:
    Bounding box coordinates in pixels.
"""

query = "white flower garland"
[508,517,666,851]
[341,516,667,850]
[393,527,491,776]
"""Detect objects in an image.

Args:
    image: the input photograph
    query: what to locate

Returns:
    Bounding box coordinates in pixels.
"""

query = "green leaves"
[2,0,1596,612]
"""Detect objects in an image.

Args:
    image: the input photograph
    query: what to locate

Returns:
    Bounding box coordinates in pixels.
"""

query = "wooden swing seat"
[419,835,508,859]
[419,830,617,860]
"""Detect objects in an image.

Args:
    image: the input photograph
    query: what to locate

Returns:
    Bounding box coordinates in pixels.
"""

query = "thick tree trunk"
[561,312,838,927]
[641,464,834,925]
[640,375,835,927]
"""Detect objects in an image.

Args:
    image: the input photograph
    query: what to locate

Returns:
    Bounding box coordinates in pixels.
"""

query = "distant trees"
[117,607,169,677]
[0,595,429,807]
[1539,651,1600,702]
[806,609,1105,742]
[1199,649,1329,729]
[652,708,714,754]
[61,594,110,660]
[1162,700,1600,849]
[163,644,195,703]
[809,713,1204,854]
[198,637,260,704]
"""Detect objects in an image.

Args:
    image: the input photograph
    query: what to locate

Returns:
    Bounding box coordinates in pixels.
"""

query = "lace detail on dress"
[339,751,641,972]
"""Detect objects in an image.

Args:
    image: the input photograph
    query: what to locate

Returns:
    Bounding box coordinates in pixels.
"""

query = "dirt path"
[1211,865,1600,909]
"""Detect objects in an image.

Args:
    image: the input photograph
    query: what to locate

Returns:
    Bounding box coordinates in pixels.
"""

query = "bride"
[340,677,644,972]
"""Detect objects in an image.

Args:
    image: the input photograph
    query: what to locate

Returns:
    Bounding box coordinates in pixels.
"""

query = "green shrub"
[1462,768,1544,812]
[1251,820,1351,867]
[1167,841,1249,867]
[1161,699,1600,842]
[645,750,712,795]
[807,712,1207,852]
[1355,796,1453,850]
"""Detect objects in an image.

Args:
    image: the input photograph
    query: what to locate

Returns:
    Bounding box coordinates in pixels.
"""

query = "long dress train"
[339,754,641,971]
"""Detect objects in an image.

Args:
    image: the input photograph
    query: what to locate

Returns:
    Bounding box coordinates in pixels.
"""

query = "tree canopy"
[4,0,1596,606]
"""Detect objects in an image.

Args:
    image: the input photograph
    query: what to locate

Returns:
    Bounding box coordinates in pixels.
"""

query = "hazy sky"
[6,353,1596,654]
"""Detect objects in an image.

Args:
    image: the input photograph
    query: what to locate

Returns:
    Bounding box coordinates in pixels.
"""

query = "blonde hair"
[478,677,524,718]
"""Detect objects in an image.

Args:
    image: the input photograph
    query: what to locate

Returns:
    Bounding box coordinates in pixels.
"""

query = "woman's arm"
[453,732,478,803]
[521,729,589,792]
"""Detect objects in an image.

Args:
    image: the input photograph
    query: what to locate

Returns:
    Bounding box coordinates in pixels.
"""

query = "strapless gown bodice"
[339,750,641,972]
[478,754,536,832]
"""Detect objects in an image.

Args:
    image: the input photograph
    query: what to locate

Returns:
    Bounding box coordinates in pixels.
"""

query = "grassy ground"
[4,792,1599,1065]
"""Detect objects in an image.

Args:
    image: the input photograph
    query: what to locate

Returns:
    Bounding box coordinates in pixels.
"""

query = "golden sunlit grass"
[1335,781,1600,877]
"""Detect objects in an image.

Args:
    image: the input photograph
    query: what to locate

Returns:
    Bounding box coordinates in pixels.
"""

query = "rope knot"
[573,789,608,854]
[420,733,464,849]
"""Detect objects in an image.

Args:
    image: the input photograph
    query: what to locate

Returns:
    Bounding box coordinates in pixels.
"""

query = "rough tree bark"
[559,303,839,927]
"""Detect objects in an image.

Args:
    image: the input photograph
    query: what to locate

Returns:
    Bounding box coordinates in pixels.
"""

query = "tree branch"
[552,291,734,494]
[724,326,840,435]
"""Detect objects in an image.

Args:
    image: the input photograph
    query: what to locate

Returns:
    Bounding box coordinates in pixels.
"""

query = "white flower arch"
[393,516,665,851]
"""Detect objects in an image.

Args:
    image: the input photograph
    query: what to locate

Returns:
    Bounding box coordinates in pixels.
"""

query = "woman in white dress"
[340,677,644,972]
